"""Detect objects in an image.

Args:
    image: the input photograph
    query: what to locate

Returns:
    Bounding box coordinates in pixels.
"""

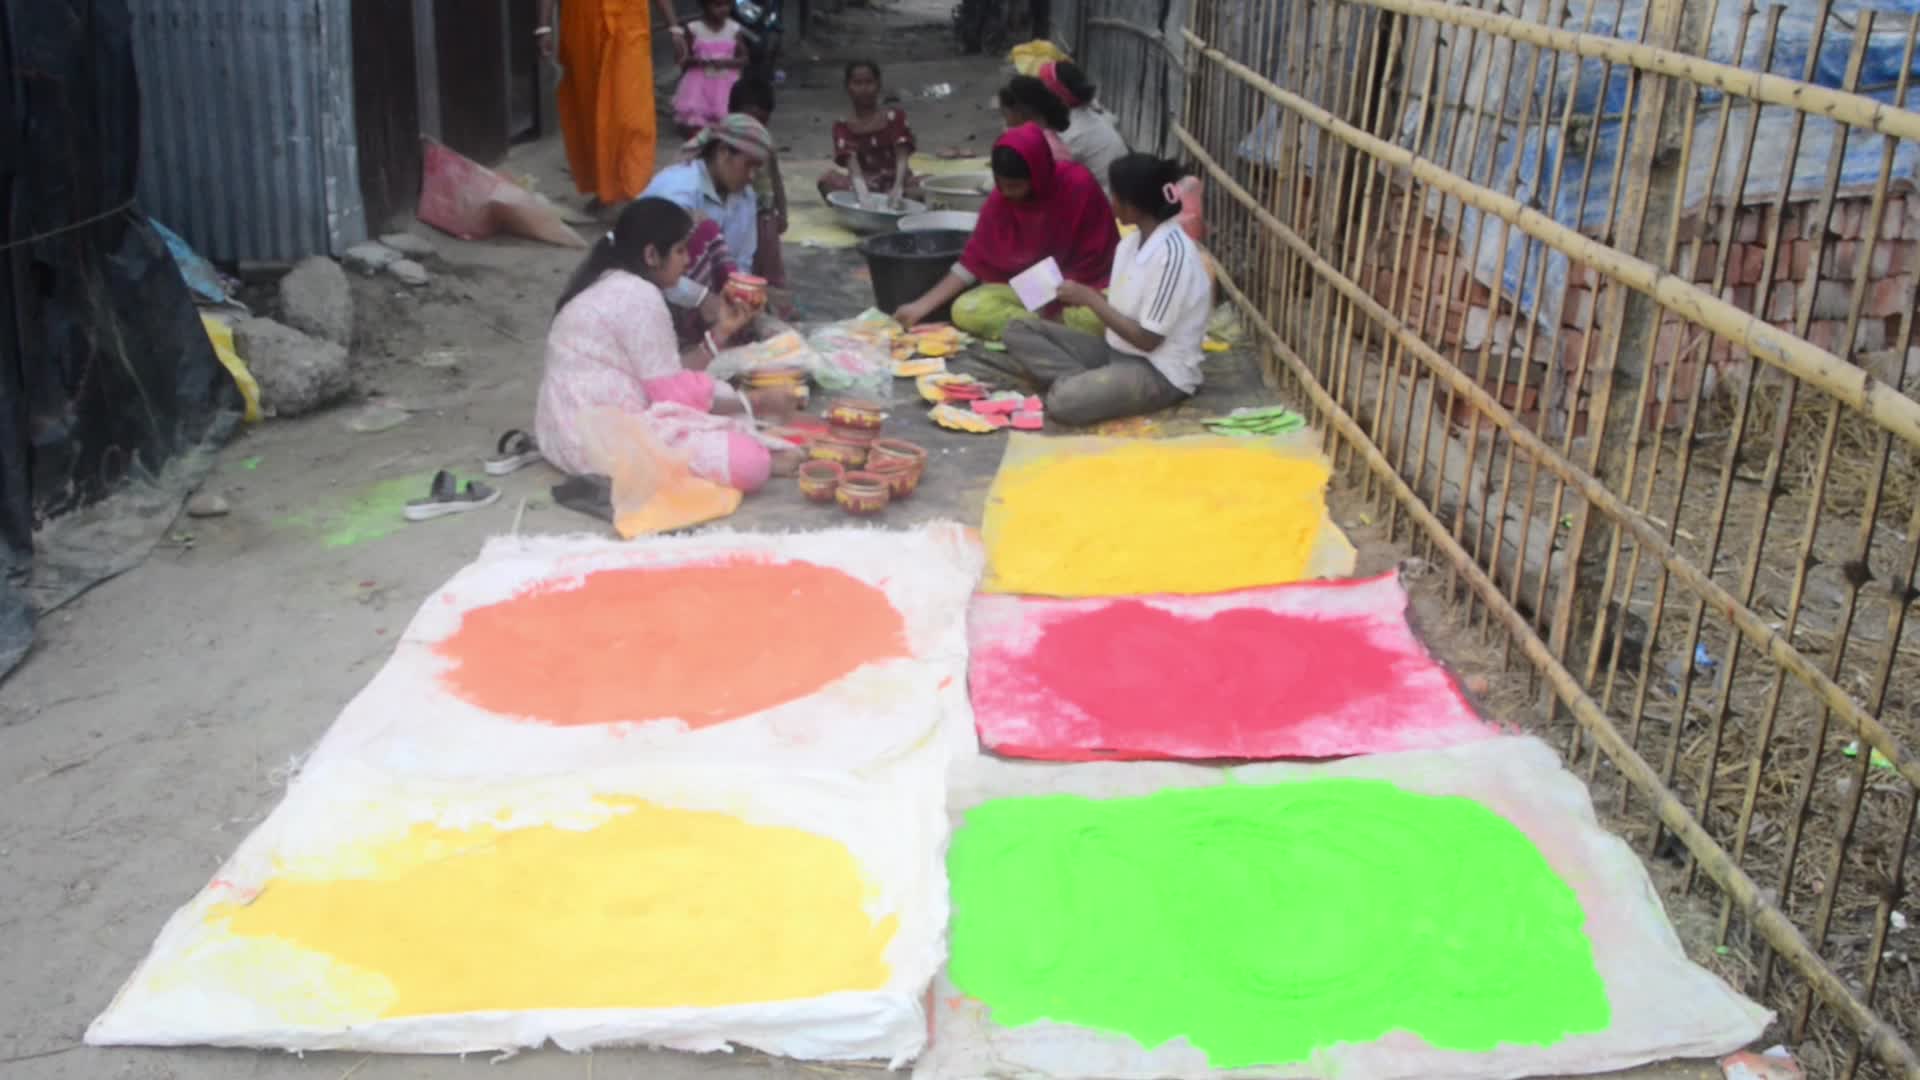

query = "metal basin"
[826,190,929,234]
[923,172,994,212]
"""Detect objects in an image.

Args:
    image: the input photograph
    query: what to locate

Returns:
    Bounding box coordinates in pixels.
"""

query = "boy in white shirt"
[1002,154,1213,426]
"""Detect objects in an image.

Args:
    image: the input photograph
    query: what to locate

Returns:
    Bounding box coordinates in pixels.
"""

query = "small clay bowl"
[836,471,891,515]
[868,456,920,500]
[828,398,888,432]
[724,271,769,311]
[797,460,844,503]
[867,437,927,470]
[743,363,806,387]
[765,424,818,449]
[809,437,869,469]
[827,422,878,447]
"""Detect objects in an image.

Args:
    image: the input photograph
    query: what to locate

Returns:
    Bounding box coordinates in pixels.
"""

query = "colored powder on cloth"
[946,780,1610,1068]
[435,559,908,727]
[1000,595,1488,759]
[984,442,1335,596]
[213,799,897,1016]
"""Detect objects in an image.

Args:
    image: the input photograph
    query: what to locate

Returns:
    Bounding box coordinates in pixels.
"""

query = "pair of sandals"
[401,431,544,522]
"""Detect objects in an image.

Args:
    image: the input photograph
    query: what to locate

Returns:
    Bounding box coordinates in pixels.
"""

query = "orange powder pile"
[213,799,898,1016]
[436,559,908,726]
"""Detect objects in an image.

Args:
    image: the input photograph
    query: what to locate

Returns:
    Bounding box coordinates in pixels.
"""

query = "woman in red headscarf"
[891,125,1119,341]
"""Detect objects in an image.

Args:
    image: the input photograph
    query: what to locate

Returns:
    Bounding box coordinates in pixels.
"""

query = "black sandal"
[404,470,501,521]
[550,474,614,524]
[484,429,542,476]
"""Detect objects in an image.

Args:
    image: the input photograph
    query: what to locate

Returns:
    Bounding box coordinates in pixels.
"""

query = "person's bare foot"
[769,446,806,477]
[746,387,799,422]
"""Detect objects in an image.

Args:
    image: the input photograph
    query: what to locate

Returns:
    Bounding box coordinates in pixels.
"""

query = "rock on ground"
[186,492,231,518]
[342,242,402,275]
[278,255,354,346]
[379,231,437,259]
[388,259,430,287]
[233,316,352,417]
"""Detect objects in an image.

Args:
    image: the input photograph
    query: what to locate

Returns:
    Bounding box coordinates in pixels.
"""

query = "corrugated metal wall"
[127,0,367,263]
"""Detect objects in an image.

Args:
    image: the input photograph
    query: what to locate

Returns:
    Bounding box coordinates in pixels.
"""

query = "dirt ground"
[1,4,1730,1078]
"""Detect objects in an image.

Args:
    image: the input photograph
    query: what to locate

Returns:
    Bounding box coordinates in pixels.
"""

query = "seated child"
[998,154,1212,427]
[729,77,788,292]
[535,198,798,496]
[817,60,924,205]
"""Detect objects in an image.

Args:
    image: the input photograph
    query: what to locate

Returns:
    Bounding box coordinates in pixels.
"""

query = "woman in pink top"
[536,198,793,492]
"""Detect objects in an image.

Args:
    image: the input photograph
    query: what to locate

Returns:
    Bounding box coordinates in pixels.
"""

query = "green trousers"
[951,284,1105,342]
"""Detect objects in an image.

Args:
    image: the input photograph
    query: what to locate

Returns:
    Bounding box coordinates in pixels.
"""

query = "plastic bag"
[805,310,898,400]
[201,315,262,423]
[1009,40,1068,76]
[1174,176,1206,246]
[707,329,818,382]
[576,409,742,539]
[418,139,588,250]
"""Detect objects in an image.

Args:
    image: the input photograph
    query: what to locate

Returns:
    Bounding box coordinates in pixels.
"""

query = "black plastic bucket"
[858,229,971,322]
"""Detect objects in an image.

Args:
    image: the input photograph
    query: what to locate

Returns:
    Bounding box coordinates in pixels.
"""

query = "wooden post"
[1545,0,1693,673]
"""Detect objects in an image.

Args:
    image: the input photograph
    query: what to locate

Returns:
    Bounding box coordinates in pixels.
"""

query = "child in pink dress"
[672,0,747,137]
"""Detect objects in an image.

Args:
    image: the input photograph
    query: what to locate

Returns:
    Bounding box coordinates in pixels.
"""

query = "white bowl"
[922,172,993,212]
[900,210,980,233]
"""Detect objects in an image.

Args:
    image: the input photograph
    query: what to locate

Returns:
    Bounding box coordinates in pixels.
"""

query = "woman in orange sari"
[539,0,658,211]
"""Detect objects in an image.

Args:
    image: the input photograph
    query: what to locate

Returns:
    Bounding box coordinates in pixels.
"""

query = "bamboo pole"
[1204,259,1920,1080]
[1172,119,1920,792]
[1357,0,1920,143]
[1181,29,1920,453]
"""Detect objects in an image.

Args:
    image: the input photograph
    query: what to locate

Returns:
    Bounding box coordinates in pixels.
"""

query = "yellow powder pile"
[984,441,1335,596]
[212,799,897,1017]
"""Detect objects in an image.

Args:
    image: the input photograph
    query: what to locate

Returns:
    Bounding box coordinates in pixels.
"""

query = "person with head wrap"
[642,114,773,345]
[891,125,1120,342]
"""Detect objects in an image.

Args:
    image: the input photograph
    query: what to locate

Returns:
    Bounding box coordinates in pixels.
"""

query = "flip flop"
[550,474,615,523]
[404,470,501,521]
[484,429,543,475]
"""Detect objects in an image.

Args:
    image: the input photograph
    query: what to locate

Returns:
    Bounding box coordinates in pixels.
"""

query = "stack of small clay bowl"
[796,400,926,516]
[743,363,809,411]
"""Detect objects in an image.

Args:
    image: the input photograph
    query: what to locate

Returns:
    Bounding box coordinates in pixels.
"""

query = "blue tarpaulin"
[1239,0,1920,329]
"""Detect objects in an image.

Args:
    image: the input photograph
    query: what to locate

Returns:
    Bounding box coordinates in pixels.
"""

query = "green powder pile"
[947,778,1611,1067]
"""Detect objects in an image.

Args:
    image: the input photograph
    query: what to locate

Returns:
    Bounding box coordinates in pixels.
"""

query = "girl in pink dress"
[536,198,793,493]
[671,0,747,136]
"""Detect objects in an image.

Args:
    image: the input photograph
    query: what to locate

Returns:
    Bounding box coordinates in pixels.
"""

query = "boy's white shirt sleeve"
[1134,232,1195,336]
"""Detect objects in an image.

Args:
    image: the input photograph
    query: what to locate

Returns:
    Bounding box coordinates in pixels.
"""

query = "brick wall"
[1356,187,1920,437]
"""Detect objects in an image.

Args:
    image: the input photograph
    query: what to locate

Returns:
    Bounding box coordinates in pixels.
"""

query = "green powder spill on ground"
[947,778,1610,1068]
[280,472,437,549]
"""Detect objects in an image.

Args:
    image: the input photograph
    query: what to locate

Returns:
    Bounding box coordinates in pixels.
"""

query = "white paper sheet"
[1010,257,1064,311]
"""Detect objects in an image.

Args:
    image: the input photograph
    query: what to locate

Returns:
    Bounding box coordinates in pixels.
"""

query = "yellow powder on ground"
[212,799,896,1017]
[985,441,1335,596]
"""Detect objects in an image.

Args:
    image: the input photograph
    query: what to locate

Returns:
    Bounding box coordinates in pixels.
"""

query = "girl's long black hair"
[1052,61,1097,105]
[554,197,694,314]
[999,75,1070,133]
[1107,153,1189,222]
